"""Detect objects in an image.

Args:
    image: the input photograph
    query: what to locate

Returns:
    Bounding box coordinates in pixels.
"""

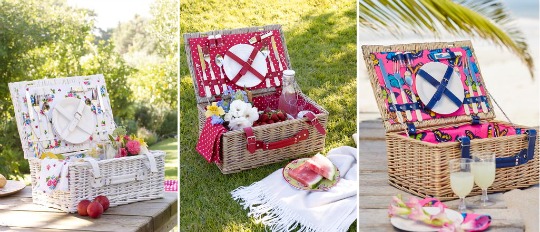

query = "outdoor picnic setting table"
[358,113,538,231]
[0,186,177,232]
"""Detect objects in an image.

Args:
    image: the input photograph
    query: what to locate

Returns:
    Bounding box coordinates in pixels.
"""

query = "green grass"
[180,1,356,231]
[149,138,178,180]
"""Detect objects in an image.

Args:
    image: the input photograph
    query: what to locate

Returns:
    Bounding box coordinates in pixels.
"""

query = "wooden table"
[358,115,526,231]
[0,187,177,232]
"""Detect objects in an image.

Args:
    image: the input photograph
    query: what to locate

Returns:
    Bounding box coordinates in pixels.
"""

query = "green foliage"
[0,120,28,180]
[137,127,159,146]
[157,110,178,138]
[180,0,356,231]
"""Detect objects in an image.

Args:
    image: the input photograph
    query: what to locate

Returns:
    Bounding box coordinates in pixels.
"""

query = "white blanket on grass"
[231,146,358,232]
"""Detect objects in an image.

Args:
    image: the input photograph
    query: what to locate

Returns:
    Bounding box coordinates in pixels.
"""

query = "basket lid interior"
[183,24,294,104]
[362,40,496,133]
[8,75,116,159]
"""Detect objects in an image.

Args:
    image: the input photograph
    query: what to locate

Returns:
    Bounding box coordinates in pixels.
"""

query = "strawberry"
[260,122,267,125]
[267,120,274,124]
[276,111,286,121]
[260,113,269,122]
[270,113,279,122]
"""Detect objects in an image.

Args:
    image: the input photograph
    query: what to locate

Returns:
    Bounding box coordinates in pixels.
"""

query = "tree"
[359,0,534,77]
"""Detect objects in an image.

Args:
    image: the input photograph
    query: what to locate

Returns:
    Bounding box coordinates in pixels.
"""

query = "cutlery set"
[378,49,490,124]
[25,85,111,148]
[195,31,287,97]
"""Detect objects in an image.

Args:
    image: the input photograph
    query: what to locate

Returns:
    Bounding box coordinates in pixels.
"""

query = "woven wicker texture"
[185,25,329,174]
[362,41,539,200]
[9,76,166,212]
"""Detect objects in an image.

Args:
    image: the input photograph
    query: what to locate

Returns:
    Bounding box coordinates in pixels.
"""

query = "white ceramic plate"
[52,97,95,144]
[223,44,268,88]
[0,180,27,197]
[390,207,463,231]
[416,62,464,115]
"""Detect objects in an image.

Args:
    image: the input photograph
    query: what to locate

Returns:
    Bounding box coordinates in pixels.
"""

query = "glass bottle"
[278,70,299,117]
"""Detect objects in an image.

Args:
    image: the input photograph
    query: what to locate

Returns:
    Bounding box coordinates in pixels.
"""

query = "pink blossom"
[116,148,128,158]
[124,135,131,141]
[392,195,407,207]
[439,222,459,232]
[460,214,491,231]
[429,205,452,227]
[126,140,141,155]
[408,204,430,223]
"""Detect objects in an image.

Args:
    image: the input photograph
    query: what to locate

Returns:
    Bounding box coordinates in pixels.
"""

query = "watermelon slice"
[289,163,323,189]
[305,153,336,181]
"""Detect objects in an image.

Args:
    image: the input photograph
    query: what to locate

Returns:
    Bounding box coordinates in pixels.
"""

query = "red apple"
[87,201,104,218]
[94,195,110,211]
[77,200,91,216]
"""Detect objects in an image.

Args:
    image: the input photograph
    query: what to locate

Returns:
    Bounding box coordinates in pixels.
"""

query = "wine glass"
[471,152,496,206]
[449,158,474,213]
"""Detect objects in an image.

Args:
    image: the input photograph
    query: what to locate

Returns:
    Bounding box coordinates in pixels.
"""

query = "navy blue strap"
[388,102,421,112]
[417,67,462,110]
[459,137,471,159]
[459,129,537,168]
[406,123,417,136]
[464,96,487,104]
[471,115,480,125]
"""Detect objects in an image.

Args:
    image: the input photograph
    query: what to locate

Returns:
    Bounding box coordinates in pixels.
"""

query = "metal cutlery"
[378,58,404,124]
[271,36,284,71]
[215,54,227,92]
[202,46,220,95]
[249,31,272,44]
[197,45,211,97]
[465,53,488,113]
[261,43,276,73]
[41,94,54,141]
[403,52,423,121]
[91,87,103,140]
[395,52,412,121]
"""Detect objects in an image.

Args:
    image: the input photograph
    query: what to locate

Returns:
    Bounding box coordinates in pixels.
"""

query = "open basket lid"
[8,75,116,159]
[183,24,295,104]
[362,41,496,133]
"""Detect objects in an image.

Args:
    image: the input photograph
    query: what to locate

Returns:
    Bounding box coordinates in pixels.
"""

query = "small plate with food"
[282,154,340,191]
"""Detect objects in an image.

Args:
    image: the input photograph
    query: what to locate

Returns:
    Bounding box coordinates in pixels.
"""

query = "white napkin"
[36,158,70,194]
[231,146,358,232]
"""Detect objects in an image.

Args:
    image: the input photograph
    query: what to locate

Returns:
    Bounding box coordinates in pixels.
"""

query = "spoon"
[215,54,227,92]
[403,52,423,121]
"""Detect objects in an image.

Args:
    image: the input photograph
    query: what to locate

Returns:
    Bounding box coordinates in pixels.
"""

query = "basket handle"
[87,153,158,187]
[242,112,325,154]
[459,129,536,168]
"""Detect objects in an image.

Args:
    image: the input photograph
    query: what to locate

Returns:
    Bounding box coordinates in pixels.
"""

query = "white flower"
[228,117,252,130]
[224,112,233,122]
[242,106,259,123]
[229,100,247,116]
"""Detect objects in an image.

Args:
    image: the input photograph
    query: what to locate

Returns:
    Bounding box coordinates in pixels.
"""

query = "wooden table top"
[0,186,177,232]
[358,116,526,231]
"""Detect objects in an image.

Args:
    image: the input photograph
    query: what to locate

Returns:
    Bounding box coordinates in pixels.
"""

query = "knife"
[378,58,404,124]
[197,45,211,97]
[465,53,488,113]
[249,31,272,44]
[271,36,284,71]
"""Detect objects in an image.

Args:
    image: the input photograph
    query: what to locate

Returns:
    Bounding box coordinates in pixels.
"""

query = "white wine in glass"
[449,158,474,213]
[471,152,496,206]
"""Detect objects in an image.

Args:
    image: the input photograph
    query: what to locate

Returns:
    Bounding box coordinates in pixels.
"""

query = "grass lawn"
[149,137,179,180]
[180,1,356,231]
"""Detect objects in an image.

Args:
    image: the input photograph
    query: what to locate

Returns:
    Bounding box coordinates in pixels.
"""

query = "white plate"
[52,97,95,144]
[0,180,27,197]
[390,207,464,231]
[416,62,464,115]
[223,44,268,88]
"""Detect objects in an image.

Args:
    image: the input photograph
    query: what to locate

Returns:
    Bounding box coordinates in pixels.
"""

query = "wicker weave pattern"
[29,151,165,212]
[362,41,539,200]
[186,25,329,174]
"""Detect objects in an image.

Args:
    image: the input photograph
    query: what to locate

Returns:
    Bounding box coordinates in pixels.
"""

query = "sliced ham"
[289,163,323,189]
[305,153,336,181]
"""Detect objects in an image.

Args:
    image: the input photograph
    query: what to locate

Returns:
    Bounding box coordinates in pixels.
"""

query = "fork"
[394,53,412,121]
[41,94,53,141]
[261,44,275,72]
[203,47,220,94]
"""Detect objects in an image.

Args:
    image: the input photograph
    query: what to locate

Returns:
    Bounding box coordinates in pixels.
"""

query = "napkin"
[196,118,227,163]
[35,158,70,194]
[231,146,358,232]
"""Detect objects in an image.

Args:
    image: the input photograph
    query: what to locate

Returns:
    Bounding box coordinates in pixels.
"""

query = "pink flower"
[124,135,131,141]
[408,204,430,223]
[126,140,141,155]
[116,148,128,158]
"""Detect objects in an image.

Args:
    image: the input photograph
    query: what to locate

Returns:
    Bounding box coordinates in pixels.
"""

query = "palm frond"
[359,0,534,78]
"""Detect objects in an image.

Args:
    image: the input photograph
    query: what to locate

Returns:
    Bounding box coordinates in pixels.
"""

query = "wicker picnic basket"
[184,25,329,174]
[9,75,165,212]
[362,41,538,200]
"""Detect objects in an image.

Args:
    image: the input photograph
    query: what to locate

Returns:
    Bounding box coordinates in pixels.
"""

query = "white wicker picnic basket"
[8,75,165,213]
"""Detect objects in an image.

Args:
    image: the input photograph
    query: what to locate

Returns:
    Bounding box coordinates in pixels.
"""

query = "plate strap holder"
[417,67,462,110]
